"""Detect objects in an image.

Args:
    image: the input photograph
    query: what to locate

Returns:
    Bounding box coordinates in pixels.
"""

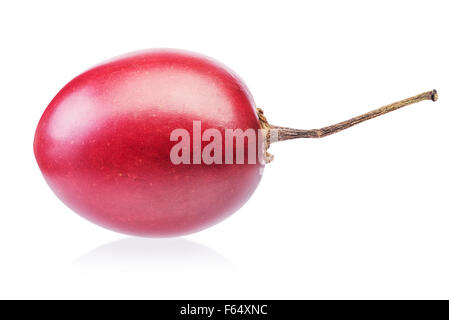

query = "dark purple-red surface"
[34,49,264,236]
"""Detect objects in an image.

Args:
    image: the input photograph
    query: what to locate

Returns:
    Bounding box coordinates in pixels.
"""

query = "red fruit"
[34,48,437,237]
[34,49,264,236]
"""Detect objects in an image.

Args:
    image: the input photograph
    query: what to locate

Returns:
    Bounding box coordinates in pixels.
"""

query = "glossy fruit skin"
[34,49,264,236]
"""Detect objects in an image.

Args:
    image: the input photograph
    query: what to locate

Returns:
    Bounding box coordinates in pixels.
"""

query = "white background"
[0,0,448,299]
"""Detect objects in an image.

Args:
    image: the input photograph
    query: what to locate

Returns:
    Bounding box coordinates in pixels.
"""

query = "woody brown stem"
[259,90,438,143]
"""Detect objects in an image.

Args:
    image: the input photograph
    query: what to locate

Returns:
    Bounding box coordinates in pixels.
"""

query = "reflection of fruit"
[34,48,437,237]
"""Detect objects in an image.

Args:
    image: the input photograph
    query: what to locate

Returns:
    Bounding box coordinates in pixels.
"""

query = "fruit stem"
[260,90,438,143]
